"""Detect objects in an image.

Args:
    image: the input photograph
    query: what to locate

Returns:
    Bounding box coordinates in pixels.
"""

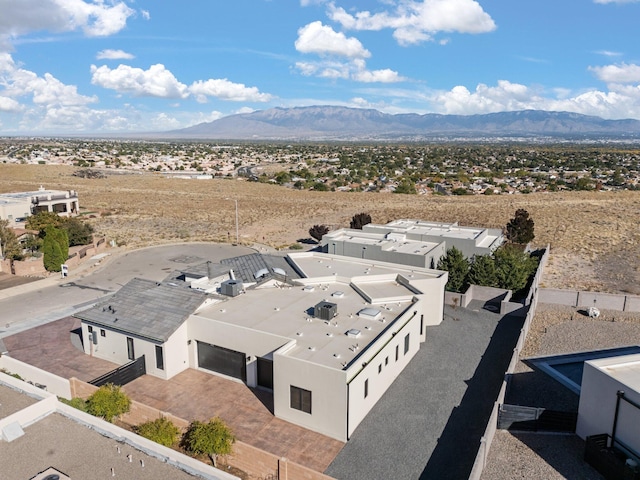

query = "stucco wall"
[576,356,640,455]
[274,346,348,441]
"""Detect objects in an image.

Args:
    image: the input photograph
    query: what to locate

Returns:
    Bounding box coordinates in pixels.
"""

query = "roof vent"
[254,268,269,279]
[331,291,345,298]
[303,285,315,292]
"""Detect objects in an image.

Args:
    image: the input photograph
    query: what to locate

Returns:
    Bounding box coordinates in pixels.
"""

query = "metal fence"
[89,355,146,387]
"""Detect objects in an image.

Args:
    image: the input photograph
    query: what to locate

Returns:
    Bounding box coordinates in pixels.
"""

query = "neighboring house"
[75,252,448,442]
[322,219,504,267]
[576,353,640,463]
[0,186,79,227]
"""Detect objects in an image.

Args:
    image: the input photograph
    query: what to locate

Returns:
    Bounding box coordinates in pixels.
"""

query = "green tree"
[135,417,180,447]
[86,384,131,422]
[467,255,497,287]
[350,212,372,230]
[42,233,64,272]
[393,179,416,194]
[0,219,23,260]
[437,247,470,293]
[493,245,538,292]
[505,209,535,244]
[64,217,94,246]
[181,418,235,467]
[22,234,42,254]
[25,211,63,233]
[309,224,329,242]
[44,226,69,262]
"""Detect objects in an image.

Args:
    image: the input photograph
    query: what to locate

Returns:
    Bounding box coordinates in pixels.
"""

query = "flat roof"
[589,352,640,392]
[0,383,38,419]
[325,230,441,254]
[0,411,214,479]
[194,253,443,370]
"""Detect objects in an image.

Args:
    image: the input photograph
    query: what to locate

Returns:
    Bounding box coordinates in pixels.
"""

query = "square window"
[100,329,106,337]
[290,386,312,414]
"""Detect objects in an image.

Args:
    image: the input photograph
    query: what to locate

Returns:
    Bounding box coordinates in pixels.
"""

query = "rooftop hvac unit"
[314,301,338,320]
[220,279,243,297]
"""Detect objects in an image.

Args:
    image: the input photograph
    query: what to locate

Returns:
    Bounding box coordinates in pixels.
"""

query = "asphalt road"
[0,243,254,338]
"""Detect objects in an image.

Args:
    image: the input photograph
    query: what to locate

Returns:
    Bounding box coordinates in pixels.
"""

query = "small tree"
[437,246,470,293]
[505,209,535,245]
[26,211,63,233]
[350,212,372,230]
[467,254,498,287]
[64,217,94,246]
[42,233,64,272]
[309,224,329,242]
[493,245,538,292]
[181,417,235,467]
[136,417,180,447]
[0,219,22,260]
[86,384,131,422]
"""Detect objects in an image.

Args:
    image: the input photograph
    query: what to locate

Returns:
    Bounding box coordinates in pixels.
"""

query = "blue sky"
[1,0,640,134]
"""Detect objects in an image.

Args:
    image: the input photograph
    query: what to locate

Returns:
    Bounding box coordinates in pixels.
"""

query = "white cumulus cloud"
[0,0,135,40]
[0,95,22,112]
[189,79,272,103]
[90,64,190,98]
[295,21,370,58]
[589,63,640,83]
[96,49,135,60]
[328,0,496,46]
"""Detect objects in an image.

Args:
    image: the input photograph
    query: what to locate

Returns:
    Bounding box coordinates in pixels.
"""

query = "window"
[378,364,382,374]
[364,379,369,398]
[155,345,164,370]
[127,337,135,361]
[100,329,106,337]
[290,386,312,414]
[88,325,93,333]
[404,333,410,355]
[420,314,424,335]
[395,345,399,361]
[385,356,389,366]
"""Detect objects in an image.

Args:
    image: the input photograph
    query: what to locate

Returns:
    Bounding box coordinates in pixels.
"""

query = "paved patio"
[2,316,344,472]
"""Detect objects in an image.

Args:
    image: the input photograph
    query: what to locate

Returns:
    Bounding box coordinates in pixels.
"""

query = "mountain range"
[166,106,640,141]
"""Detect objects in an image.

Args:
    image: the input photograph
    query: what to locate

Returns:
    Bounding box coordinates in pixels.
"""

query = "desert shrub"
[308,224,329,242]
[289,243,303,250]
[135,417,180,447]
[86,384,131,422]
[350,212,372,229]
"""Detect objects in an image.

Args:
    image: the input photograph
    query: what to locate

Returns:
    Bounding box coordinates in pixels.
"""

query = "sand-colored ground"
[1,164,638,293]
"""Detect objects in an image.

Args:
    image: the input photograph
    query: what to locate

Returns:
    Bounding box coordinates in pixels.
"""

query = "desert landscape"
[1,164,638,294]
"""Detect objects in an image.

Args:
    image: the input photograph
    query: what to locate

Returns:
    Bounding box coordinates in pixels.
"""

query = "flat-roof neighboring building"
[0,186,79,227]
[322,219,504,267]
[577,353,640,461]
[0,378,238,480]
[75,252,448,442]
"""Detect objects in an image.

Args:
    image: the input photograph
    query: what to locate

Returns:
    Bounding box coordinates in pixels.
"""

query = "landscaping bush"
[59,397,88,412]
[181,417,235,467]
[135,417,180,447]
[86,384,131,422]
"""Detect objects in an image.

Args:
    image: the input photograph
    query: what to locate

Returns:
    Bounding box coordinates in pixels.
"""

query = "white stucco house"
[0,186,79,227]
[75,252,447,442]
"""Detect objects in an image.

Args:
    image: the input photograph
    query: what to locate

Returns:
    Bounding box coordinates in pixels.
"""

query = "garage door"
[197,341,247,381]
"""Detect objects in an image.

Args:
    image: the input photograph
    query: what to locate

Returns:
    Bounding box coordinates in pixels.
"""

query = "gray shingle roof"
[220,254,301,283]
[75,278,208,343]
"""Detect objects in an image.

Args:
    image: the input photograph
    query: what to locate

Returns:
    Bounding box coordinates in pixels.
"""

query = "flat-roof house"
[322,219,504,268]
[576,353,640,466]
[75,252,448,442]
[0,186,79,227]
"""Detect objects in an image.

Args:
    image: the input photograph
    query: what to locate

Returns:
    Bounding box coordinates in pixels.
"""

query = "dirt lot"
[0,272,40,290]
[1,164,638,293]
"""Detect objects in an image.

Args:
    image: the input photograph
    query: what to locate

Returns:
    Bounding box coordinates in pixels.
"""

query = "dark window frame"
[100,329,106,337]
[290,385,312,414]
[127,337,135,361]
[364,379,369,398]
[155,345,164,370]
[404,333,410,355]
